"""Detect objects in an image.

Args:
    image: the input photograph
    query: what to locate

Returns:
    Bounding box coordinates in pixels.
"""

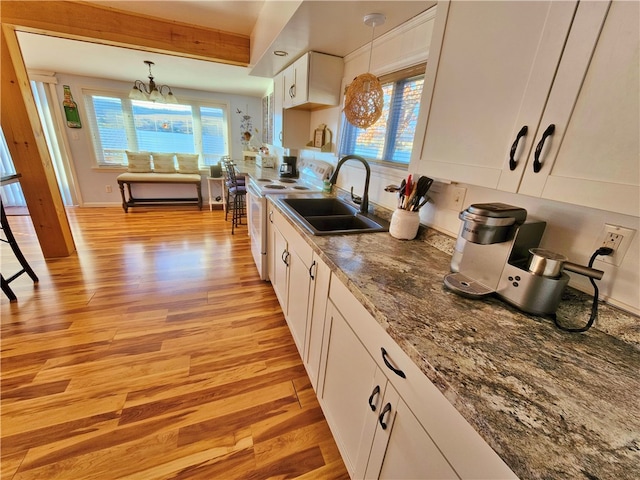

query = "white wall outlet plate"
[593,224,636,266]
[443,185,466,211]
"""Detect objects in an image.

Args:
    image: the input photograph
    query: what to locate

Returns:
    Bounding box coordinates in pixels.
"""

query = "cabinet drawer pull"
[533,124,555,173]
[378,402,392,430]
[509,125,528,171]
[281,250,289,266]
[381,347,406,379]
[309,260,316,280]
[368,385,381,411]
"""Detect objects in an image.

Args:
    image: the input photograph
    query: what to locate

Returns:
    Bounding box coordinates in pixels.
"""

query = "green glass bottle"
[62,85,81,128]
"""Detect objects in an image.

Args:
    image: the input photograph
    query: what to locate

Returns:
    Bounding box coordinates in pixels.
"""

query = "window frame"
[338,63,426,170]
[82,88,231,169]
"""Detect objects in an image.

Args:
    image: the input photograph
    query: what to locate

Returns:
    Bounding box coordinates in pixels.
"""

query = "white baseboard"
[79,202,122,207]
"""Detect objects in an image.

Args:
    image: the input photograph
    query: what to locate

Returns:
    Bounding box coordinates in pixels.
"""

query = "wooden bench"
[117,172,203,212]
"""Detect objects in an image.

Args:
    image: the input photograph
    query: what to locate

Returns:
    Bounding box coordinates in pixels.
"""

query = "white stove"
[248,158,333,195]
[247,159,333,280]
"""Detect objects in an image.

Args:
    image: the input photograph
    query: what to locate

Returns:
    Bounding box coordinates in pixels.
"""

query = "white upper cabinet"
[282,51,344,109]
[272,51,343,148]
[272,74,284,147]
[516,0,639,216]
[411,0,639,217]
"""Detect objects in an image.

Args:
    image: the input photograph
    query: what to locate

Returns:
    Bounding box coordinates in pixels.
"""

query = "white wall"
[303,8,639,315]
[53,73,262,206]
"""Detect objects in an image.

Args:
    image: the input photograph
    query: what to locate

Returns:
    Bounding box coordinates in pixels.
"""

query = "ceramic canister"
[389,209,420,240]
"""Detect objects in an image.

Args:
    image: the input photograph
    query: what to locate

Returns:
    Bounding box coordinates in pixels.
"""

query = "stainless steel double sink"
[279,197,389,236]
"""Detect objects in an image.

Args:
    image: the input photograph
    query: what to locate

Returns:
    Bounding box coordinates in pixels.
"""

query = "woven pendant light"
[344,13,386,129]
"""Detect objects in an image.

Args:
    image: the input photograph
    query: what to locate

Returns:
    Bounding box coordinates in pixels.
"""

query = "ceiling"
[16,0,434,98]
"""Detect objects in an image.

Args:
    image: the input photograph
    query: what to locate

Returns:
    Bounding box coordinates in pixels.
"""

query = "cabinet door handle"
[378,402,392,430]
[368,385,381,411]
[289,84,296,99]
[281,250,289,266]
[381,347,406,379]
[269,211,273,223]
[508,125,528,171]
[533,124,555,173]
[308,260,316,280]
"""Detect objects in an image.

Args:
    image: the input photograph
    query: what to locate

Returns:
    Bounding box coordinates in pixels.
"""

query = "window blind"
[339,64,426,165]
[83,91,229,167]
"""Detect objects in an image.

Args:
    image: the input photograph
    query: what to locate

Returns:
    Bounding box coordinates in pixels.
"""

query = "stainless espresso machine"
[444,203,602,316]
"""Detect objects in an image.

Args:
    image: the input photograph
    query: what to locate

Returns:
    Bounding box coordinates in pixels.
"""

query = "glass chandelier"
[129,60,178,104]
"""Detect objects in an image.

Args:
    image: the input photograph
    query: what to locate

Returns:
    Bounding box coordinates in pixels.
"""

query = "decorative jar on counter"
[389,209,420,240]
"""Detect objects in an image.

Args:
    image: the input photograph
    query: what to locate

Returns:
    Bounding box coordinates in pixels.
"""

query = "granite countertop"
[265,190,640,480]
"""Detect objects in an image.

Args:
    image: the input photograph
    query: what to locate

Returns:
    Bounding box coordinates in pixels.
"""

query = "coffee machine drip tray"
[444,272,495,298]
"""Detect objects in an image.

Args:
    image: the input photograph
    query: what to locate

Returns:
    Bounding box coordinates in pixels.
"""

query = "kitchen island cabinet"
[412,0,639,217]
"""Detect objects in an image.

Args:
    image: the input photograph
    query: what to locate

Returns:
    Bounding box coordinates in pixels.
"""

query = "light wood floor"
[1,207,349,480]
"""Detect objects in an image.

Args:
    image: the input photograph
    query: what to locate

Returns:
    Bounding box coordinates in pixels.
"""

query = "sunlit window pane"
[131,101,194,153]
[340,72,424,166]
[85,92,229,168]
[91,96,127,164]
[201,106,226,165]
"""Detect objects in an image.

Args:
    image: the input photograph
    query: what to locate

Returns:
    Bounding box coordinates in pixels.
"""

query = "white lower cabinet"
[367,381,459,480]
[267,203,516,479]
[267,201,330,387]
[319,300,457,479]
[304,253,331,390]
[318,300,380,476]
[320,275,517,480]
[269,214,289,316]
[286,246,312,355]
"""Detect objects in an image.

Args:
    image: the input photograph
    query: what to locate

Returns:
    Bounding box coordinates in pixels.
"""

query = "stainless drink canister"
[528,248,567,277]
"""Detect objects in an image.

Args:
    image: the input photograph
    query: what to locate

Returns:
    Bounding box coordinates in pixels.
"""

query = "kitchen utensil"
[405,181,418,209]
[398,179,406,208]
[415,195,431,210]
[410,176,434,210]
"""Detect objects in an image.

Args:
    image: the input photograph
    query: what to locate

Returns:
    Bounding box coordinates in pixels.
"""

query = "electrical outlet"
[602,232,623,250]
[105,185,112,193]
[443,185,466,211]
[593,224,636,266]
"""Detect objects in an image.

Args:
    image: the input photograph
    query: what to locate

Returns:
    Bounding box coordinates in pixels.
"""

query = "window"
[339,64,425,166]
[84,91,229,167]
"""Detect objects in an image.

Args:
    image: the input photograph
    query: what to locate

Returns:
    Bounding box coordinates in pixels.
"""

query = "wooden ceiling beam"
[1,0,250,66]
